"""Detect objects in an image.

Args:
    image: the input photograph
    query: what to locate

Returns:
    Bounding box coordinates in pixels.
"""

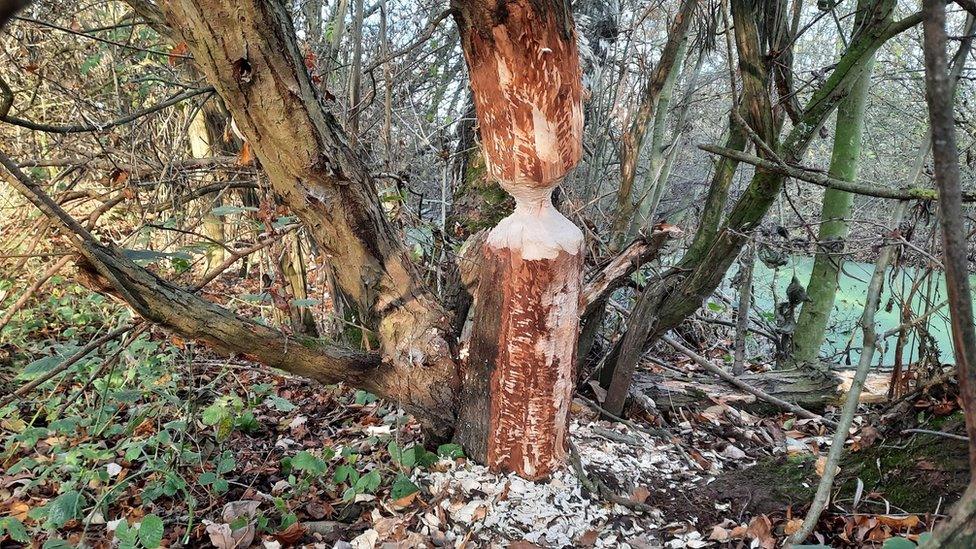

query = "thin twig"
[902,428,970,442]
[2,87,214,133]
[567,441,657,513]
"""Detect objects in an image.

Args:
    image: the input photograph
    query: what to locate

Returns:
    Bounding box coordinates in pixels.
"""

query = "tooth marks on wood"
[458,242,582,479]
[453,0,583,187]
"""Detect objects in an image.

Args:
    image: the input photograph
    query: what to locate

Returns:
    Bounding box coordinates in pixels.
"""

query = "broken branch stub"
[453,0,584,479]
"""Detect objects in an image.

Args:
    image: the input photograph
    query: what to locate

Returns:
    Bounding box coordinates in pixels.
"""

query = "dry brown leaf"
[746,515,776,549]
[238,141,254,166]
[853,425,880,451]
[815,455,839,477]
[630,486,651,504]
[391,491,418,508]
[728,525,748,539]
[509,542,544,549]
[168,42,189,66]
[577,529,600,546]
[205,522,238,549]
[708,525,730,541]
[372,517,400,539]
[304,501,329,519]
[8,501,29,521]
[133,418,156,438]
[274,522,306,545]
[876,514,920,530]
[784,518,804,536]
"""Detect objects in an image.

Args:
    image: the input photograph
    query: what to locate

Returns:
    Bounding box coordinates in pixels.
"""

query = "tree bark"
[791,36,877,367]
[637,47,705,228]
[157,0,460,433]
[451,0,585,478]
[457,237,582,479]
[187,105,229,274]
[920,0,976,543]
[732,241,754,376]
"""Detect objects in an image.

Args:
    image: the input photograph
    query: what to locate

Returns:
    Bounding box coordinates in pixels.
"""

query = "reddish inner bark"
[484,246,581,479]
[460,0,583,186]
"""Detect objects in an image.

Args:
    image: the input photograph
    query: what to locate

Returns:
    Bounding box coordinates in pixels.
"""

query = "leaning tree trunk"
[601,0,907,415]
[451,0,585,479]
[155,0,460,434]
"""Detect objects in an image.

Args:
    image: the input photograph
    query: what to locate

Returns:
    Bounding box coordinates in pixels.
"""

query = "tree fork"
[451,0,584,479]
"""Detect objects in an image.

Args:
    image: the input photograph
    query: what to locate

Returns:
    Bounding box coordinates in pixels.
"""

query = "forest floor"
[0,280,970,548]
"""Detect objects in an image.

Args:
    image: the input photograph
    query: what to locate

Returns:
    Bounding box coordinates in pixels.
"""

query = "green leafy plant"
[0,517,29,543]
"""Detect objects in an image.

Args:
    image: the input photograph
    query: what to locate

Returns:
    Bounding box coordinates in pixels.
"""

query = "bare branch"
[699,143,976,202]
[2,87,214,133]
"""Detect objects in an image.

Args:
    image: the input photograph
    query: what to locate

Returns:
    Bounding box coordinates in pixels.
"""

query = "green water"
[739,256,976,366]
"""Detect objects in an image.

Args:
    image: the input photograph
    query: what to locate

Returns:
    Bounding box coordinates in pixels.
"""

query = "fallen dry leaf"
[815,455,839,477]
[274,522,306,545]
[204,522,238,549]
[351,528,379,549]
[746,515,775,549]
[784,518,804,536]
[168,41,189,65]
[708,525,729,541]
[876,514,921,530]
[8,501,29,521]
[577,529,601,546]
[630,486,651,504]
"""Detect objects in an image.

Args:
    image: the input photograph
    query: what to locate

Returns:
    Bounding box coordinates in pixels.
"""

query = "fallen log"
[630,368,839,414]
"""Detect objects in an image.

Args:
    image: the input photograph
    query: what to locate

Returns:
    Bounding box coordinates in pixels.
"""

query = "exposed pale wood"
[452,0,582,187]
[580,224,679,317]
[458,243,582,479]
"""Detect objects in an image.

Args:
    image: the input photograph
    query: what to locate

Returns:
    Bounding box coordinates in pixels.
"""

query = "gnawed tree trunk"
[451,0,585,478]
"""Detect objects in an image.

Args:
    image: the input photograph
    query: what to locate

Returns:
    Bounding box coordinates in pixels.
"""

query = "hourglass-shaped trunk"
[451,0,584,479]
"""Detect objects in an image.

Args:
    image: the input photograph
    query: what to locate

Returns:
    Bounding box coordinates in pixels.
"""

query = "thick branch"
[580,224,679,317]
[0,149,456,430]
[699,143,976,201]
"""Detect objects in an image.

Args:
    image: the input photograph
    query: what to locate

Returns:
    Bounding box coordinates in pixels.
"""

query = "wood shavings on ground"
[414,419,723,547]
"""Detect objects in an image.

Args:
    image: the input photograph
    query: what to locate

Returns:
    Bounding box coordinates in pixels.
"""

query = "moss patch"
[449,148,514,237]
[707,423,970,517]
[833,418,970,512]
